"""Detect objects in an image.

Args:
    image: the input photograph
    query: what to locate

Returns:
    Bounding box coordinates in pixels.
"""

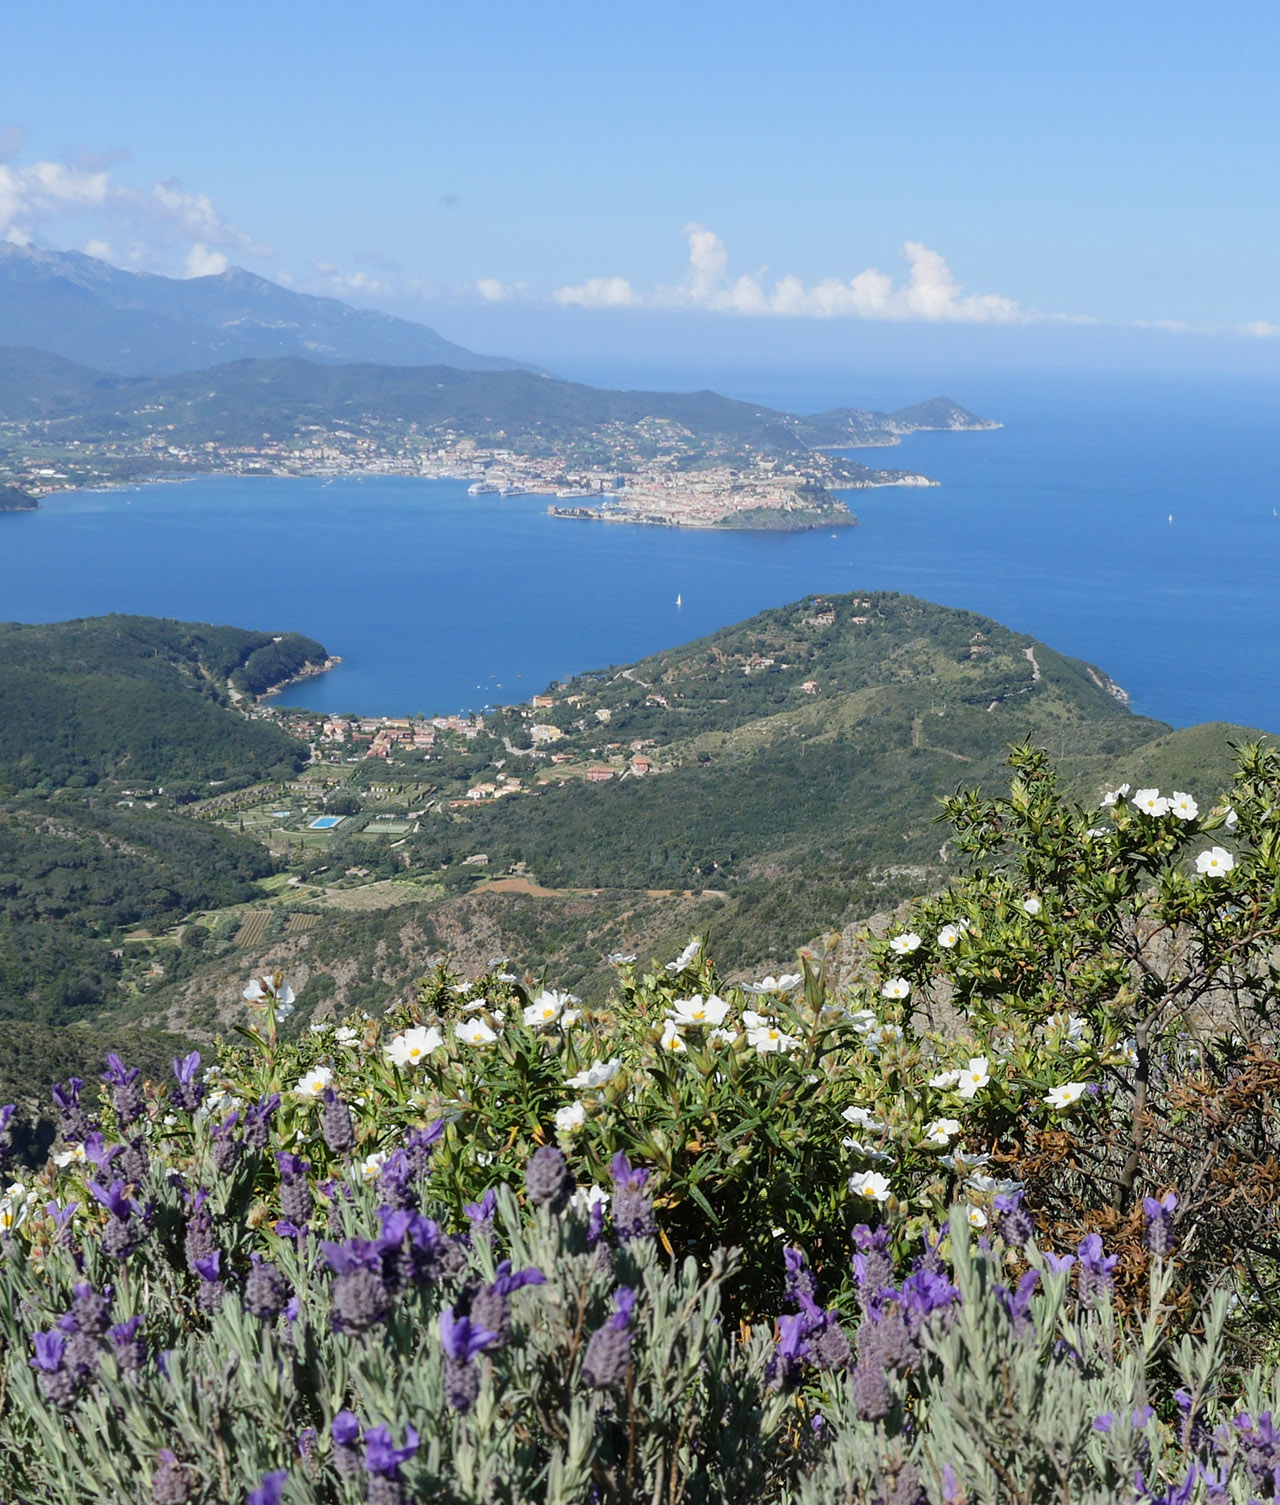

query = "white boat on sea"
[468,482,498,495]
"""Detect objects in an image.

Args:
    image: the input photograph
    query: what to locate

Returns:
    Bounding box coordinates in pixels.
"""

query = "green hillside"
[0,614,325,790]
[0,346,989,457]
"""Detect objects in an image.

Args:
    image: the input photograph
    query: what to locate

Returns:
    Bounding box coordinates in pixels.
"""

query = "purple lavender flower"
[151,1449,195,1504]
[464,1188,497,1226]
[103,1054,145,1129]
[319,1088,355,1156]
[377,1148,417,1211]
[525,1145,573,1213]
[243,1255,291,1322]
[898,1266,959,1331]
[120,1134,149,1186]
[1042,1251,1077,1278]
[439,1306,500,1413]
[170,1053,203,1114]
[783,1245,817,1308]
[851,1224,894,1308]
[84,1132,123,1172]
[1142,1191,1178,1259]
[1232,1410,1280,1495]
[276,1152,313,1228]
[582,1287,635,1390]
[184,1190,218,1275]
[69,1279,112,1337]
[405,1119,444,1179]
[469,1260,546,1345]
[89,1177,144,1261]
[1076,1233,1119,1305]
[331,1410,363,1481]
[243,1092,281,1154]
[322,1238,391,1333]
[52,1076,90,1143]
[210,1112,243,1176]
[247,1471,288,1505]
[609,1151,656,1242]
[364,1422,419,1504]
[0,1102,14,1166]
[108,1315,147,1378]
[30,1328,83,1410]
[193,1250,225,1315]
[994,1189,1035,1248]
[994,1269,1040,1338]
[852,1358,892,1421]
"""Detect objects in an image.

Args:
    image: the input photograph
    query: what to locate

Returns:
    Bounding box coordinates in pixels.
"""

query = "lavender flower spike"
[170,1052,203,1113]
[246,1471,288,1505]
[1143,1191,1179,1258]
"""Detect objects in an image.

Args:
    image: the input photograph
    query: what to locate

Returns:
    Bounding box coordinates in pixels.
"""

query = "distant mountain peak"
[0,243,539,378]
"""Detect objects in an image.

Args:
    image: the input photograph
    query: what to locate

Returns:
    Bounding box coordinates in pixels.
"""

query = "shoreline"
[255,654,345,703]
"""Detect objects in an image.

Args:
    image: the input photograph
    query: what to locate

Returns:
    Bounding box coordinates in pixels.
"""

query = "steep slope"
[0,244,536,375]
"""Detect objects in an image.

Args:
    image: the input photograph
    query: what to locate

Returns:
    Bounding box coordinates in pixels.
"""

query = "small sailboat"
[1168,514,1174,524]
[676,594,682,607]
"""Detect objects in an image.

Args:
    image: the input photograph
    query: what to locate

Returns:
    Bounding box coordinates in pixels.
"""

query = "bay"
[1,368,1279,730]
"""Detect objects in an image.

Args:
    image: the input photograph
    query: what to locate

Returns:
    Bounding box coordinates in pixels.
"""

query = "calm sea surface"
[2,369,1279,729]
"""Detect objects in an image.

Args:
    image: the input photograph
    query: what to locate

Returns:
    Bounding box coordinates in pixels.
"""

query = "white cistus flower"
[743,973,803,994]
[1133,788,1169,817]
[747,1022,801,1054]
[566,1057,622,1090]
[1100,783,1130,807]
[1045,1081,1089,1111]
[929,1068,961,1090]
[1169,791,1199,820]
[1195,846,1236,878]
[889,932,922,955]
[355,1150,390,1183]
[456,1018,498,1046]
[955,1057,991,1100]
[937,924,962,949]
[849,1170,892,1203]
[659,1020,687,1053]
[554,1101,586,1133]
[1021,895,1042,916]
[294,1066,333,1098]
[385,1025,444,1067]
[524,990,571,1027]
[667,994,731,1028]
[966,1205,989,1229]
[841,1105,885,1130]
[666,938,702,973]
[923,1117,961,1146]
[881,977,911,1000]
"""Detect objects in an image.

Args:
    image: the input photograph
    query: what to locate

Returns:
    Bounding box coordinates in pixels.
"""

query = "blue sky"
[4,1,1280,370]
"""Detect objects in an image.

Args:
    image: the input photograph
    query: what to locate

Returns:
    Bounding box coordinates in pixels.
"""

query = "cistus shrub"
[5,740,1280,1499]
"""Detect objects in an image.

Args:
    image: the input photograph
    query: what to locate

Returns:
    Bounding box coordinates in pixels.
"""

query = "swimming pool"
[308,815,345,830]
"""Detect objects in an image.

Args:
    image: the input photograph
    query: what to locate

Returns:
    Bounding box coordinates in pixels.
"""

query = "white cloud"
[0,142,270,275]
[1240,320,1280,338]
[184,243,228,278]
[552,274,642,309]
[629,225,1028,322]
[476,277,512,303]
[546,225,1032,321]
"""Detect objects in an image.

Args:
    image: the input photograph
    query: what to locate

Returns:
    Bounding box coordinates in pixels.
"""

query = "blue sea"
[2,367,1279,730]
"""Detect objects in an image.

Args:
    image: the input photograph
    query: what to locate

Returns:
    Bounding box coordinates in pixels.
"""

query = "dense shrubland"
[6,741,1280,1501]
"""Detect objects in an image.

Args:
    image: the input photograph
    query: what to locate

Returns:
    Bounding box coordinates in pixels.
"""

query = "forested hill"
[0,345,993,453]
[0,615,328,791]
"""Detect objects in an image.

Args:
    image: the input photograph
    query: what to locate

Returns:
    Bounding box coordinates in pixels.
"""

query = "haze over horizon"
[3,0,1280,380]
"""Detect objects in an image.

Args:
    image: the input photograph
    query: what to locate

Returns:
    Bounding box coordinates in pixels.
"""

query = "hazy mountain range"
[0,244,538,376]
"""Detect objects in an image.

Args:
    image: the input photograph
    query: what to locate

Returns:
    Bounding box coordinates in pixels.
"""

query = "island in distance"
[0,248,999,531]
